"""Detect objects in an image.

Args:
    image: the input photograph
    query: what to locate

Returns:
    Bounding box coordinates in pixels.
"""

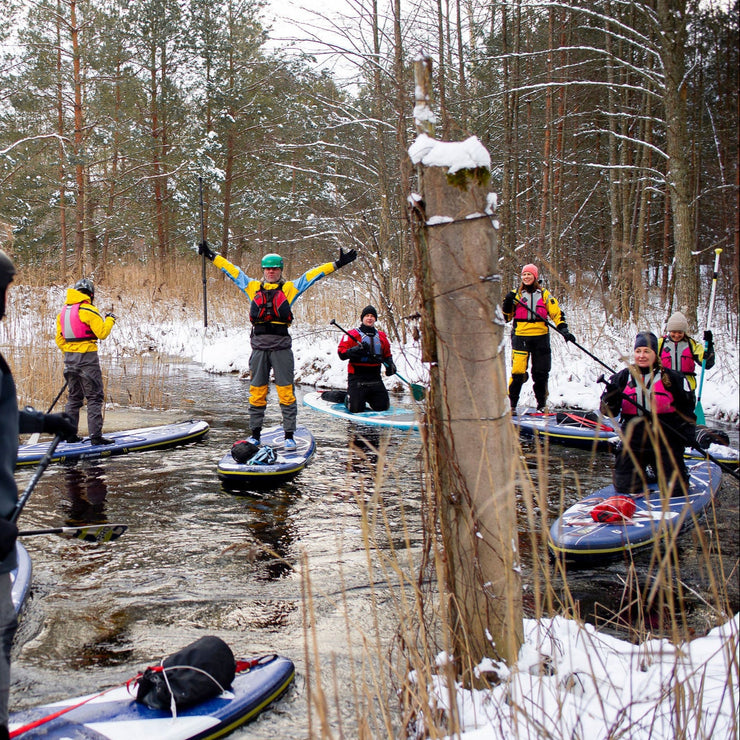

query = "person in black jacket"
[0,251,76,740]
[600,331,696,497]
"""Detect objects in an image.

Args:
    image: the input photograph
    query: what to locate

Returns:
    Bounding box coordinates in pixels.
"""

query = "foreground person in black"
[601,331,696,497]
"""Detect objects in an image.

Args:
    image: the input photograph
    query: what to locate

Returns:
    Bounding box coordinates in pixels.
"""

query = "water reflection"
[60,463,109,525]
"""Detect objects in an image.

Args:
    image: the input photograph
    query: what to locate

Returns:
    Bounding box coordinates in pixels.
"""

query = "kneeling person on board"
[199,244,357,450]
[338,306,397,414]
[600,331,696,498]
[55,278,117,445]
[658,310,714,400]
[0,251,76,740]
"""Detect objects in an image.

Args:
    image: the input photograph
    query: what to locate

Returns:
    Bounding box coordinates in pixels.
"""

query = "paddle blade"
[410,383,426,402]
[695,400,706,426]
[66,524,128,542]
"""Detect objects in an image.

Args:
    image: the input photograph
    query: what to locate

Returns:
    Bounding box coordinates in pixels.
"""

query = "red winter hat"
[522,264,539,280]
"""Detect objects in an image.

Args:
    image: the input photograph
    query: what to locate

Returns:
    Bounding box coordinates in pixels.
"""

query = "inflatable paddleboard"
[303,391,419,430]
[514,409,738,465]
[9,653,294,739]
[16,420,210,468]
[11,542,31,614]
[548,460,722,560]
[217,426,315,487]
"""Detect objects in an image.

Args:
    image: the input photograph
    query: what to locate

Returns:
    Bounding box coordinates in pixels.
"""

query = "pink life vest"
[60,303,96,341]
[660,338,695,375]
[621,370,676,416]
[513,289,548,323]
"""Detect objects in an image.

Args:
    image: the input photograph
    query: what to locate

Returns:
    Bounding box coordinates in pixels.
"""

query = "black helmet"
[0,250,15,288]
[74,278,95,299]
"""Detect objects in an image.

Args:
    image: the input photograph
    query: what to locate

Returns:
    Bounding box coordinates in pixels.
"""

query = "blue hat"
[634,331,658,354]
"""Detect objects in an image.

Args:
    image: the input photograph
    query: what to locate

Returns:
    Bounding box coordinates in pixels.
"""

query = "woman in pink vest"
[600,332,696,496]
[658,310,714,396]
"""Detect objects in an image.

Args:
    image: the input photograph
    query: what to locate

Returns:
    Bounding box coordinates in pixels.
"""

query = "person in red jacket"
[338,306,397,413]
[600,332,696,497]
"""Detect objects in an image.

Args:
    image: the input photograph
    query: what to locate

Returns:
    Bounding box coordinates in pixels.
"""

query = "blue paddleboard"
[17,419,210,467]
[548,460,723,559]
[9,653,294,739]
[217,425,315,487]
[303,391,419,430]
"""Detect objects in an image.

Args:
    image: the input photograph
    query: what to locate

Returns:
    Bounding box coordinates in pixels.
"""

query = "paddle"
[18,524,127,542]
[199,176,208,329]
[26,381,68,446]
[11,435,63,524]
[596,375,739,481]
[695,248,722,425]
[329,319,425,401]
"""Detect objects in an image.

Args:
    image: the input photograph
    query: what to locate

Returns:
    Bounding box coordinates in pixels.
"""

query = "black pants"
[347,376,389,414]
[509,333,552,409]
[614,417,689,496]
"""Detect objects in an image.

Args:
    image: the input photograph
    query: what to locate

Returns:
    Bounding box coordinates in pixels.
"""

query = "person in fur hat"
[600,332,696,497]
[658,311,714,395]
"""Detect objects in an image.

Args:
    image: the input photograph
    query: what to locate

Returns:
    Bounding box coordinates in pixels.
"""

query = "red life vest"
[249,283,293,326]
[660,338,695,375]
[60,303,96,341]
[621,370,677,416]
[513,289,548,323]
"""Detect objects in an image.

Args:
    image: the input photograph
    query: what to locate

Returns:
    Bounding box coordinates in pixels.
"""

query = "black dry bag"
[135,636,236,711]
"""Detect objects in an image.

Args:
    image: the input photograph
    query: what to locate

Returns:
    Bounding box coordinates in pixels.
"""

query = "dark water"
[10,362,739,737]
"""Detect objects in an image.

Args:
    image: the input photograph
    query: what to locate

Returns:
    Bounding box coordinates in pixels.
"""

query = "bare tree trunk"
[412,61,522,683]
[70,0,85,273]
[56,0,68,278]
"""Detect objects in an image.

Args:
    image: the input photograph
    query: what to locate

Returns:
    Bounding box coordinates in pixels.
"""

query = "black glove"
[345,345,365,361]
[703,330,712,343]
[557,323,575,343]
[384,358,397,377]
[335,248,357,269]
[502,291,516,314]
[105,312,116,321]
[42,412,78,442]
[0,518,18,561]
[198,241,217,262]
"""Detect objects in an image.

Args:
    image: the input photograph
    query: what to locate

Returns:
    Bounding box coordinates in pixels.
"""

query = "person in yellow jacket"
[501,263,574,412]
[198,244,357,450]
[55,278,116,445]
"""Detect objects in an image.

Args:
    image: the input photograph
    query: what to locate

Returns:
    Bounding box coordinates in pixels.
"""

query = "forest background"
[0,0,737,341]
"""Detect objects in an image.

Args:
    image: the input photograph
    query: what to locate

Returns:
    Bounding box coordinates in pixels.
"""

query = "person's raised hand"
[335,248,357,269]
[198,241,217,262]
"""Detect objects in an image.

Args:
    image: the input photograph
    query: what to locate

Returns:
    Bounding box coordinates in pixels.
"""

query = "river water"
[10,362,739,738]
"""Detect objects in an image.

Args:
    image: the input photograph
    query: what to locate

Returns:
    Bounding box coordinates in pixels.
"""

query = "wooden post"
[411,58,523,679]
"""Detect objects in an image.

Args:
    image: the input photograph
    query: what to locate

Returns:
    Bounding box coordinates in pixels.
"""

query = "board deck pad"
[548,460,723,559]
[513,408,738,465]
[217,425,315,487]
[9,654,294,740]
[303,391,419,430]
[17,419,210,467]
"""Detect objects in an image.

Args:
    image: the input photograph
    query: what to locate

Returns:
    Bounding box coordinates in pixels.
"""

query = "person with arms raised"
[0,251,76,740]
[199,244,356,450]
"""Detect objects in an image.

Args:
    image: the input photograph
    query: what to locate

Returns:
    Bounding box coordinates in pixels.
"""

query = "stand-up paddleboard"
[217,426,315,487]
[303,391,419,431]
[9,653,294,739]
[513,408,738,465]
[11,542,32,614]
[17,420,210,468]
[548,460,722,560]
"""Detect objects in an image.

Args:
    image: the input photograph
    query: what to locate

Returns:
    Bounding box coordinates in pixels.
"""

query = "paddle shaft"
[696,248,722,409]
[18,524,127,541]
[11,435,63,524]
[26,381,68,446]
[510,295,618,375]
[597,376,739,480]
[199,176,208,329]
